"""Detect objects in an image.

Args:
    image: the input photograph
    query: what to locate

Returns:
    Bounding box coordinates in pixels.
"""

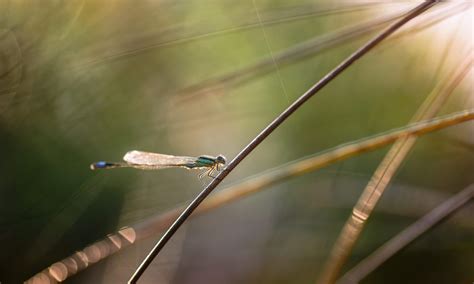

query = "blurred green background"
[0,1,473,283]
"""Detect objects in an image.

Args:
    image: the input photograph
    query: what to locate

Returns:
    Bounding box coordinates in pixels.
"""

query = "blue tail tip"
[91,161,108,170]
[96,161,108,168]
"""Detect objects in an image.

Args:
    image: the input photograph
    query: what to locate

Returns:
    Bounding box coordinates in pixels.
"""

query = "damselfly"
[91,150,227,179]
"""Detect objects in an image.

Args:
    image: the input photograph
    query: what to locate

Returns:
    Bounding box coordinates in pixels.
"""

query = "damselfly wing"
[91,150,226,178]
[123,151,197,170]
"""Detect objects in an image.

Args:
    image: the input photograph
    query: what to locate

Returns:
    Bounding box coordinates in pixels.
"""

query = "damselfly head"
[216,155,226,165]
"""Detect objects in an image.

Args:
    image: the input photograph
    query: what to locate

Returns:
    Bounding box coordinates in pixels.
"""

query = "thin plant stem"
[316,45,472,284]
[172,11,404,102]
[72,2,396,70]
[25,109,474,283]
[136,110,473,240]
[385,2,470,45]
[128,2,436,282]
[173,2,467,103]
[338,184,474,284]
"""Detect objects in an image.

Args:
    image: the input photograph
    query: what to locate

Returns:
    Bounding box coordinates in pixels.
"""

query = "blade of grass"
[25,108,474,283]
[338,183,474,284]
[133,110,473,241]
[173,2,466,103]
[173,10,407,103]
[127,2,436,282]
[72,2,397,70]
[316,47,473,284]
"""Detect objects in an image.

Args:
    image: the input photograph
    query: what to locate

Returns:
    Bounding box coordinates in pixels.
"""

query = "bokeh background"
[0,1,473,283]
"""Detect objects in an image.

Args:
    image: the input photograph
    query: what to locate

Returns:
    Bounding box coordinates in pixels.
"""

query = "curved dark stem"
[128,1,436,283]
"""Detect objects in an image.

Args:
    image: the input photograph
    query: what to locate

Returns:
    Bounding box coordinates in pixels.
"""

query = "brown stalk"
[338,184,474,283]
[316,43,472,284]
[25,108,474,283]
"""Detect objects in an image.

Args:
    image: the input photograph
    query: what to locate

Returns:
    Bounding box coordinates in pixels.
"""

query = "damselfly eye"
[216,155,227,165]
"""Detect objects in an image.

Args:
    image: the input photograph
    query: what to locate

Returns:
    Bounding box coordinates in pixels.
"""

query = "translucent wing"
[123,150,197,170]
